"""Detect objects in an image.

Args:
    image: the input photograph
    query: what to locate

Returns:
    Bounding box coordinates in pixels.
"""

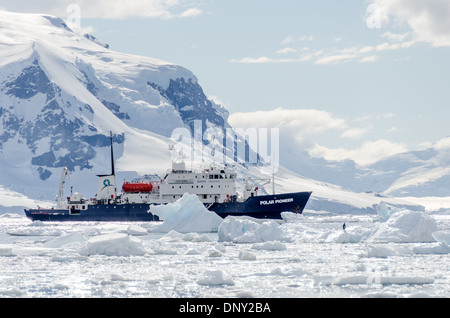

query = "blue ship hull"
[209,192,311,219]
[25,192,311,222]
[25,204,159,222]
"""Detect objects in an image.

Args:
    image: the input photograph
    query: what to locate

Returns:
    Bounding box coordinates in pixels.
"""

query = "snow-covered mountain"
[0,11,431,214]
[280,138,450,202]
[0,11,229,198]
[365,140,450,198]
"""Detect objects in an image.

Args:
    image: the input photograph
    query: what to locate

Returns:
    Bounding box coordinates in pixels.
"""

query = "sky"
[1,0,450,166]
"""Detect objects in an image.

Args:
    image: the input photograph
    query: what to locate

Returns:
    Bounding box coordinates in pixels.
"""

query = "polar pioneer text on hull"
[25,133,311,222]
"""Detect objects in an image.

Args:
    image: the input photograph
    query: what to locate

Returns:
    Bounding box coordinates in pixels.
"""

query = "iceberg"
[369,209,438,243]
[150,194,223,233]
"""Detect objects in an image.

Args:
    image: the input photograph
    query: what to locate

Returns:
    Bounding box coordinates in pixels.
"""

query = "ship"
[24,133,311,222]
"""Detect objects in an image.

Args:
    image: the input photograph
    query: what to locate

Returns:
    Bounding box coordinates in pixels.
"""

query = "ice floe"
[218,216,288,243]
[78,233,147,256]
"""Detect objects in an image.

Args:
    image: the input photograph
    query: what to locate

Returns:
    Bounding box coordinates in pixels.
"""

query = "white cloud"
[315,53,359,65]
[281,36,295,45]
[375,40,416,51]
[276,47,298,54]
[371,0,450,47]
[230,57,295,64]
[228,108,347,136]
[0,0,203,19]
[309,139,408,166]
[232,34,415,65]
[359,46,374,54]
[232,2,450,66]
[229,108,408,166]
[358,55,379,63]
[281,35,314,45]
[340,127,370,140]
[178,7,203,18]
[381,31,411,42]
[354,113,395,123]
[299,35,314,42]
[433,136,450,151]
[387,126,398,133]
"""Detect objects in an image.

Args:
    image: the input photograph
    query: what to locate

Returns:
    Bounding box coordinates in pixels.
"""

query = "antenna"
[110,131,115,176]
[272,152,276,195]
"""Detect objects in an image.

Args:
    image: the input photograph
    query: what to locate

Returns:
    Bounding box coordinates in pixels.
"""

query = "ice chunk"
[0,287,23,297]
[78,233,146,256]
[369,209,438,243]
[366,244,399,258]
[238,250,256,261]
[251,241,287,251]
[374,202,395,222]
[126,225,148,236]
[197,270,234,286]
[326,227,373,243]
[218,216,287,243]
[0,245,13,256]
[432,231,450,245]
[208,248,222,257]
[182,232,213,242]
[411,231,450,254]
[280,212,303,222]
[412,243,450,255]
[159,230,184,242]
[150,194,223,233]
[44,232,86,248]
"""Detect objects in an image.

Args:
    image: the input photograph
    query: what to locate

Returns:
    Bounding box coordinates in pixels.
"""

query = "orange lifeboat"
[122,182,153,193]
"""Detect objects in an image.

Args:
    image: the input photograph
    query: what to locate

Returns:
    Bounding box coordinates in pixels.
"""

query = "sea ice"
[333,275,434,286]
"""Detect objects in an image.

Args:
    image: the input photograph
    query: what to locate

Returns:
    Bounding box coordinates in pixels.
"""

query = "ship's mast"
[272,152,276,195]
[110,131,115,177]
[56,167,72,209]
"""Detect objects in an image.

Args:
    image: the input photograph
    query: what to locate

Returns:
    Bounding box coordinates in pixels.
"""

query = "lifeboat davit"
[122,182,153,193]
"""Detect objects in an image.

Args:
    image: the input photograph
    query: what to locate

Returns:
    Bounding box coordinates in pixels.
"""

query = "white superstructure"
[121,162,255,205]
